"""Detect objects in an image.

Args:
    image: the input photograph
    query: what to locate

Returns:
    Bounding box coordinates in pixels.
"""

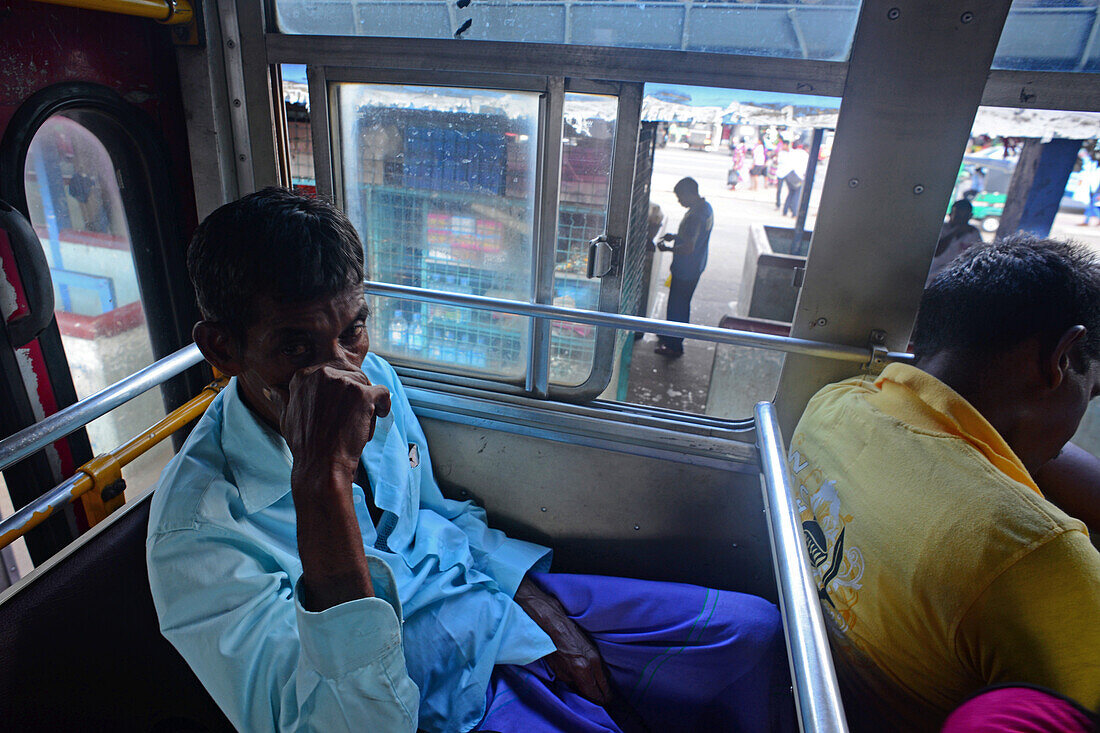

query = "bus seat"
[0,494,233,732]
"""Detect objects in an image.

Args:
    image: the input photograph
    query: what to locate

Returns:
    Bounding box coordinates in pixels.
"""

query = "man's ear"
[193,321,244,377]
[1045,325,1088,390]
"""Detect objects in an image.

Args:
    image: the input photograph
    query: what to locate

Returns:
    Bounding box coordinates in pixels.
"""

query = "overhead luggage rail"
[754,401,848,733]
[0,378,226,551]
[364,280,914,366]
[0,343,204,474]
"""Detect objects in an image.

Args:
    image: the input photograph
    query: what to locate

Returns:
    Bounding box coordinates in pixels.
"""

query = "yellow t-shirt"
[790,363,1100,731]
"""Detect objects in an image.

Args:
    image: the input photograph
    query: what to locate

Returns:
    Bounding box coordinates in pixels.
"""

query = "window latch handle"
[586,235,619,279]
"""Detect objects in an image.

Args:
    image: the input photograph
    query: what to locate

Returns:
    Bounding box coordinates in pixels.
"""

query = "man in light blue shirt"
[148,188,791,732]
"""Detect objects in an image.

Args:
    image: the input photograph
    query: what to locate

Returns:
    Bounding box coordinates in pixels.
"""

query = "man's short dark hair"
[913,233,1100,367]
[186,188,364,336]
[674,177,699,196]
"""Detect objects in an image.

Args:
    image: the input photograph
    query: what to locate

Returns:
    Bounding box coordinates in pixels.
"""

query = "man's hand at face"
[514,577,613,706]
[277,359,391,612]
[279,360,392,482]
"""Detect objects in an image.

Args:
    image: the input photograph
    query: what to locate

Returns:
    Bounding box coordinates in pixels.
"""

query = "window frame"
[0,82,204,560]
[213,0,1100,420]
[306,66,643,399]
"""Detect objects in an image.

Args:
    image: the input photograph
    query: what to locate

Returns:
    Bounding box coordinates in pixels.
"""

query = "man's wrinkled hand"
[278,360,391,478]
[514,577,612,706]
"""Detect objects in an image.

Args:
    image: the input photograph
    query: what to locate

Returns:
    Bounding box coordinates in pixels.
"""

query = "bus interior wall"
[0,0,202,559]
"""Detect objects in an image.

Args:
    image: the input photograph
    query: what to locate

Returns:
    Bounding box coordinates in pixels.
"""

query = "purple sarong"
[479,573,794,732]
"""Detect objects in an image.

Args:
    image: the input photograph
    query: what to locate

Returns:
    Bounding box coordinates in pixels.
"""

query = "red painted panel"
[0,0,197,232]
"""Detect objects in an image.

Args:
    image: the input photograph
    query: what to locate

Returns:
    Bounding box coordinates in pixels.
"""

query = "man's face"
[1039,357,1100,466]
[230,286,370,430]
[675,189,689,208]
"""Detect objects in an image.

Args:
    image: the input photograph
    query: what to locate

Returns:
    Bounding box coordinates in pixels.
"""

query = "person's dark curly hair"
[186,188,364,338]
[914,233,1100,370]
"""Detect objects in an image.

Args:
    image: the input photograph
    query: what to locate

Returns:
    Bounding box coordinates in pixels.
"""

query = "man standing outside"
[655,177,713,357]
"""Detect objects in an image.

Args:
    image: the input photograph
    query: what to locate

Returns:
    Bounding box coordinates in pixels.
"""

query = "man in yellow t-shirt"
[791,234,1100,731]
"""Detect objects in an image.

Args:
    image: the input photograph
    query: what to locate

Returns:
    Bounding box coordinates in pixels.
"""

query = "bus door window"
[21,115,172,500]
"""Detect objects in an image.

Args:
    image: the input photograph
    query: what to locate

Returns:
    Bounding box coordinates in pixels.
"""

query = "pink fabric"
[942,686,1097,732]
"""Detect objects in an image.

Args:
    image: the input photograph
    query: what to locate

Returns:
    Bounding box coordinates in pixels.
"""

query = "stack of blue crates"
[404,124,506,195]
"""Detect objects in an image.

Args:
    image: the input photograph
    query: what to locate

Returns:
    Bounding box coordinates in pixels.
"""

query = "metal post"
[755,401,848,733]
[792,127,824,257]
[364,280,912,365]
[0,344,203,473]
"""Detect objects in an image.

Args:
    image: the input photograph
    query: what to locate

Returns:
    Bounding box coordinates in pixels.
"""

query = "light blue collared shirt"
[147,354,555,732]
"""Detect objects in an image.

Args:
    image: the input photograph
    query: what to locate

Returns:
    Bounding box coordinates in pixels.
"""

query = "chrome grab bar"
[0,343,203,473]
[0,288,913,476]
[0,379,226,551]
[754,401,848,733]
[364,281,914,366]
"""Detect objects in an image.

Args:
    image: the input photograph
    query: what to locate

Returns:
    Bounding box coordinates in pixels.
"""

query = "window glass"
[994,1,1100,72]
[23,115,171,497]
[550,93,617,387]
[283,73,316,194]
[336,83,539,381]
[612,84,836,415]
[275,0,861,62]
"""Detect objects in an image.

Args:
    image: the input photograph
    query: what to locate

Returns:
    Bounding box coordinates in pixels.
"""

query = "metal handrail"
[365,280,914,365]
[0,379,226,551]
[0,343,203,473]
[0,288,913,474]
[754,401,848,733]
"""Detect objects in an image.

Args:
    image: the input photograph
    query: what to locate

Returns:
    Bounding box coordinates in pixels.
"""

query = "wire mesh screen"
[621,121,657,321]
[338,84,541,383]
[363,184,531,377]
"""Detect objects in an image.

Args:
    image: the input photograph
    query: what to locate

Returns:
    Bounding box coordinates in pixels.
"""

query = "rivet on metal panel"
[238,154,247,162]
[870,329,887,345]
[233,99,242,108]
[813,317,828,327]
[633,524,640,531]
[848,178,860,188]
[961,11,974,24]
[541,506,547,512]
[913,184,925,195]
[226,38,236,48]
[887,7,900,20]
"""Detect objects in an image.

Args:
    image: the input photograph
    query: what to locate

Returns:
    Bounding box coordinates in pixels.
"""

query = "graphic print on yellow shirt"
[788,446,864,634]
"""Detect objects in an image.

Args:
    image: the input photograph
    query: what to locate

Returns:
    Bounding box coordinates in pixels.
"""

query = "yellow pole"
[28,0,193,24]
[0,379,225,550]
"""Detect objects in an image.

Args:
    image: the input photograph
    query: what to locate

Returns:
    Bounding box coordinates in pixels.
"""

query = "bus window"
[283,79,315,195]
[22,115,172,498]
[272,0,863,62]
[615,84,837,417]
[994,0,1100,72]
[333,82,540,383]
